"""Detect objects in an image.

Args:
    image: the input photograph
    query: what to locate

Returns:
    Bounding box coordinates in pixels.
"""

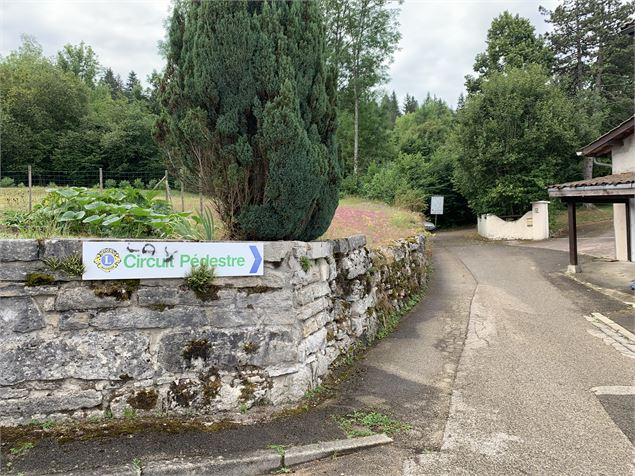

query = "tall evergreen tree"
[156,0,339,241]
[100,67,124,99]
[403,93,418,114]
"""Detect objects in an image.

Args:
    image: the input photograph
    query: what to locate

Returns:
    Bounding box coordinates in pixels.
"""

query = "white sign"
[82,241,264,280]
[430,195,444,215]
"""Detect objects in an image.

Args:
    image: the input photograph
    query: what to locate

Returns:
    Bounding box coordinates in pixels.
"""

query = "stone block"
[0,261,47,281]
[340,249,371,280]
[263,241,295,262]
[42,239,83,259]
[137,285,224,307]
[299,327,327,359]
[306,241,333,260]
[293,282,331,307]
[0,389,102,418]
[92,306,207,329]
[330,238,349,256]
[59,311,91,330]
[214,267,290,289]
[296,296,331,321]
[348,234,367,250]
[0,332,153,385]
[55,284,133,311]
[0,239,39,262]
[0,296,45,333]
[157,327,299,373]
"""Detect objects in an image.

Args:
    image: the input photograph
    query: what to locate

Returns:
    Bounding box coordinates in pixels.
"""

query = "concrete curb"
[564,272,635,308]
[52,434,393,476]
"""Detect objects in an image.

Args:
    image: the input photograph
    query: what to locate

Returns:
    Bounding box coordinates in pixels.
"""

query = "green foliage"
[157,1,339,241]
[43,254,85,276]
[299,256,311,273]
[184,263,216,299]
[9,441,34,457]
[336,411,411,438]
[173,206,216,241]
[465,11,553,94]
[453,65,579,216]
[359,153,429,213]
[119,180,131,188]
[0,177,15,187]
[12,187,189,238]
[104,179,117,188]
[0,37,162,186]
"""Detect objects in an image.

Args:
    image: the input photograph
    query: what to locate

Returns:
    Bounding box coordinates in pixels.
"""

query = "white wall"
[477,201,550,241]
[611,133,634,261]
[612,134,635,173]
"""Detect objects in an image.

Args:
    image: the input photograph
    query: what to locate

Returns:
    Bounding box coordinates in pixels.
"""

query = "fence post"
[180,173,185,212]
[99,168,103,190]
[28,165,32,212]
[164,169,171,203]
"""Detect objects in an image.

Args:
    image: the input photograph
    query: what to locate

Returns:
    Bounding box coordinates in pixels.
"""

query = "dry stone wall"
[0,235,428,425]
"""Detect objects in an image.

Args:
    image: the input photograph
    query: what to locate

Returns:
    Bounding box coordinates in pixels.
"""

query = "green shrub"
[132,178,145,189]
[146,179,158,190]
[394,188,428,213]
[0,177,15,187]
[156,1,339,241]
[119,180,131,188]
[13,187,190,238]
[104,179,117,188]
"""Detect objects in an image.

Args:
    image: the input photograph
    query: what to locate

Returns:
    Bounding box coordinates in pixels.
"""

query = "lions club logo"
[94,248,121,272]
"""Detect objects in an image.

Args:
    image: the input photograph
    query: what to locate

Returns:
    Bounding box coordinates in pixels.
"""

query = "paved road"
[295,231,635,475]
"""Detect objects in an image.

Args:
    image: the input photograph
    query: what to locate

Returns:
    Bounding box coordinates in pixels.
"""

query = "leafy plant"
[9,441,34,457]
[43,254,85,276]
[299,256,311,273]
[336,411,411,438]
[1,177,16,187]
[146,179,158,190]
[119,180,131,188]
[132,457,142,475]
[11,187,190,238]
[184,263,216,298]
[104,179,117,188]
[132,178,145,189]
[173,205,215,241]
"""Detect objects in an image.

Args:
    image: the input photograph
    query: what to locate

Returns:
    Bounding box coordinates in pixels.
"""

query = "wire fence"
[0,167,205,214]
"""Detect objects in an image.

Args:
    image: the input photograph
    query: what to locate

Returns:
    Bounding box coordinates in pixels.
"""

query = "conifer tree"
[156,0,339,241]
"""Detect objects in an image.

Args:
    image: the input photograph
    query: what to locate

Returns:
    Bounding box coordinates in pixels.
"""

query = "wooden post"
[626,200,632,262]
[28,165,32,212]
[180,178,185,212]
[99,168,103,190]
[164,170,170,203]
[567,201,579,272]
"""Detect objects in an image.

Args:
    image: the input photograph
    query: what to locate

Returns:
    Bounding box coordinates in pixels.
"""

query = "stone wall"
[0,235,428,425]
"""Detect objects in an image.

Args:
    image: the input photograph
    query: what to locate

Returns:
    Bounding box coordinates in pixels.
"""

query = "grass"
[551,203,613,236]
[335,410,411,438]
[0,188,423,246]
[320,196,424,247]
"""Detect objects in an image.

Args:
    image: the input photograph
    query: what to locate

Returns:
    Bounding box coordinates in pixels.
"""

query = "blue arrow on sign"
[249,245,262,274]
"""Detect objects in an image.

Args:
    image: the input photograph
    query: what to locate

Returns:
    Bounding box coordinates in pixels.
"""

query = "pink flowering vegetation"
[321,197,424,247]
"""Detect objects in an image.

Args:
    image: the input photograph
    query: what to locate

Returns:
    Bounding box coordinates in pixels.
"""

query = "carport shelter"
[549,173,635,271]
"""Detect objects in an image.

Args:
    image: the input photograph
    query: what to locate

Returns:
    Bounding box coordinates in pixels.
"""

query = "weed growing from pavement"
[336,411,412,438]
[9,441,34,457]
[268,444,289,474]
[239,403,249,414]
[132,457,142,475]
[123,407,137,419]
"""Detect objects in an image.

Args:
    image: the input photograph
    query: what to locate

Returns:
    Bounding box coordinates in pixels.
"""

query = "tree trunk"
[353,85,359,176]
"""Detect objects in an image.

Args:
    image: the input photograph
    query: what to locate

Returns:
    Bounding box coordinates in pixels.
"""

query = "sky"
[1,0,560,108]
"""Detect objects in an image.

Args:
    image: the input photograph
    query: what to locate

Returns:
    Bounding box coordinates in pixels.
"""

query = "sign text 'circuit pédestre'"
[82,241,264,280]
